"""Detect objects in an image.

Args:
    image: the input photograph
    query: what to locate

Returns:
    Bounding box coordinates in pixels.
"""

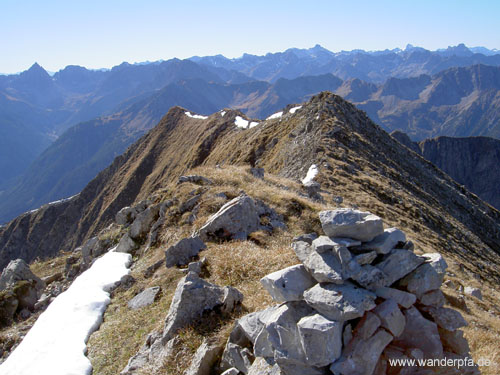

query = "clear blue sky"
[1,0,499,74]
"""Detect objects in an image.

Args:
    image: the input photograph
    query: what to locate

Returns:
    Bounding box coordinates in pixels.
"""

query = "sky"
[1,0,499,74]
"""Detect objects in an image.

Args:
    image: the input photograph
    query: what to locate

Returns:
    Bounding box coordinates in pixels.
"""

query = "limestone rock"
[398,263,442,298]
[221,343,254,374]
[375,249,424,286]
[354,251,377,265]
[221,368,240,375]
[0,259,44,292]
[185,340,223,375]
[373,299,405,337]
[439,328,470,356]
[163,272,242,342]
[420,306,467,331]
[360,227,406,254]
[319,209,384,242]
[260,264,316,302]
[422,253,448,280]
[351,264,390,290]
[297,313,343,366]
[128,286,160,310]
[250,168,265,179]
[418,289,445,307]
[392,306,443,359]
[303,282,376,321]
[165,236,206,268]
[0,291,18,327]
[464,287,482,300]
[247,358,282,375]
[178,175,213,185]
[292,240,344,284]
[115,233,139,254]
[130,204,160,240]
[292,233,318,245]
[353,311,381,339]
[374,287,416,308]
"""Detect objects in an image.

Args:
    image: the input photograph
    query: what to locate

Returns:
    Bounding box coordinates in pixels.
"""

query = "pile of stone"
[219,208,478,375]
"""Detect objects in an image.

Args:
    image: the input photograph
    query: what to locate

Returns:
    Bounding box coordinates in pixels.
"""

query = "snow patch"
[0,249,132,375]
[47,194,79,206]
[266,111,283,120]
[289,106,302,114]
[234,116,259,129]
[220,111,226,117]
[301,164,319,184]
[185,111,208,120]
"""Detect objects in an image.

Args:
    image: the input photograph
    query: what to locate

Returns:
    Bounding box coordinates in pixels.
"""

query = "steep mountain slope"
[0,93,498,287]
[391,132,500,210]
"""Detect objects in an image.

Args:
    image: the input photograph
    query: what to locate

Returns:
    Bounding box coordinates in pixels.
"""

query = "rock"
[343,323,353,346]
[34,293,51,311]
[128,287,161,310]
[80,236,99,267]
[197,195,261,241]
[0,259,44,292]
[464,286,482,300]
[439,328,470,356]
[444,280,457,289]
[333,196,343,205]
[442,352,481,375]
[143,259,164,278]
[331,328,393,375]
[354,251,377,265]
[354,311,381,339]
[292,240,344,284]
[351,264,390,290]
[392,306,443,359]
[13,280,39,310]
[260,264,316,302]
[221,343,253,374]
[444,293,469,312]
[247,358,281,375]
[179,194,201,214]
[187,261,203,275]
[297,313,343,366]
[303,181,322,201]
[422,253,448,280]
[118,274,136,290]
[115,233,139,254]
[418,289,445,307]
[163,272,242,342]
[185,340,223,375]
[375,249,424,286]
[303,282,376,321]
[0,291,18,327]
[130,204,160,240]
[292,233,318,245]
[312,236,337,253]
[319,209,384,242]
[399,263,443,297]
[165,236,206,268]
[19,308,31,320]
[420,306,468,331]
[374,287,416,308]
[359,228,406,254]
[41,272,63,285]
[116,206,135,225]
[178,175,212,185]
[373,299,405,337]
[250,168,265,179]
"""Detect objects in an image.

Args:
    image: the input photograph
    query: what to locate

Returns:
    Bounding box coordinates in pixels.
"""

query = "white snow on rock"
[266,111,283,120]
[234,116,259,129]
[220,111,226,117]
[289,106,302,114]
[185,111,208,120]
[0,249,132,375]
[302,164,319,184]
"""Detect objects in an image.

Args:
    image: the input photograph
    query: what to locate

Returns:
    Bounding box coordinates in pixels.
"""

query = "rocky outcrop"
[219,209,478,375]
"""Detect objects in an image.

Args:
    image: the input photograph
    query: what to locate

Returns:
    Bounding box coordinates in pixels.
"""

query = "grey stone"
[165,236,206,268]
[185,340,223,375]
[420,306,468,331]
[360,227,406,254]
[373,299,405,337]
[312,236,336,253]
[128,286,160,310]
[331,328,393,375]
[464,287,482,300]
[250,168,265,179]
[163,272,243,342]
[116,206,135,225]
[297,313,343,366]
[331,237,362,247]
[343,323,353,346]
[374,287,416,308]
[319,209,384,242]
[187,261,203,274]
[353,311,381,339]
[178,175,213,185]
[115,233,139,254]
[418,289,445,307]
[129,204,160,240]
[221,369,240,375]
[422,253,448,280]
[375,249,425,286]
[304,181,322,200]
[179,194,201,214]
[303,282,376,321]
[439,328,470,356]
[398,263,442,298]
[197,194,261,241]
[351,264,390,290]
[354,251,377,265]
[221,343,253,374]
[247,358,281,375]
[260,264,316,302]
[292,233,318,245]
[0,259,44,292]
[392,306,443,359]
[292,240,344,284]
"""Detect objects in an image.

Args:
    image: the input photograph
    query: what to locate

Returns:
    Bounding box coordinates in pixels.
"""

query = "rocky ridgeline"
[218,209,478,375]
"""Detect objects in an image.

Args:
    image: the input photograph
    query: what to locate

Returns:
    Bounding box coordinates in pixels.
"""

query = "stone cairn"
[219,209,478,375]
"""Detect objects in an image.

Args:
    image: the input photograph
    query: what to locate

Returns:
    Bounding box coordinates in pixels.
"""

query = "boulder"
[359,228,406,254]
[128,286,160,310]
[420,306,467,331]
[303,282,376,321]
[464,287,482,300]
[260,265,316,302]
[250,168,265,179]
[130,204,160,240]
[351,264,390,290]
[115,234,139,254]
[197,195,261,241]
[297,313,343,366]
[221,343,254,374]
[418,289,445,307]
[439,328,470,356]
[354,251,377,265]
[178,175,213,185]
[398,263,442,298]
[163,272,243,342]
[319,209,384,242]
[185,340,223,375]
[375,249,424,286]
[116,206,135,225]
[247,358,281,375]
[13,280,39,310]
[165,236,206,268]
[303,181,322,201]
[373,299,405,337]
[353,311,381,339]
[374,287,416,308]
[392,306,443,359]
[292,240,344,284]
[292,233,318,245]
[422,253,448,281]
[0,259,44,292]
